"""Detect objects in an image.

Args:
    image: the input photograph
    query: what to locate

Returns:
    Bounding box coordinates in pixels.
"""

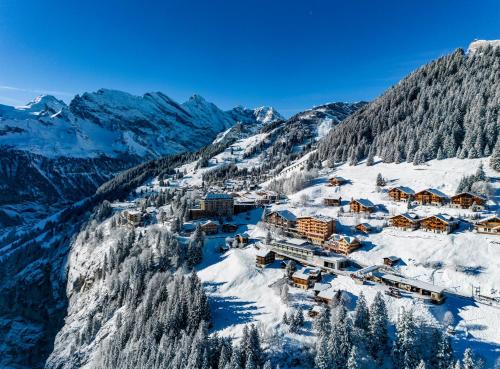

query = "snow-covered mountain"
[0,89,282,231]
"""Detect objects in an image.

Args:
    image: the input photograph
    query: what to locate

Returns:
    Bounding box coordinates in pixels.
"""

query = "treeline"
[317,45,500,166]
[314,292,484,369]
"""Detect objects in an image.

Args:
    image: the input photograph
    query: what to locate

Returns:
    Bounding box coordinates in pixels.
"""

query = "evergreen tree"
[368,292,389,361]
[435,332,454,369]
[490,137,500,171]
[347,347,360,369]
[462,348,475,369]
[354,292,369,331]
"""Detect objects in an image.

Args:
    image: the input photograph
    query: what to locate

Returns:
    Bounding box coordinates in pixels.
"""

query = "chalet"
[355,223,373,234]
[414,189,449,206]
[419,214,459,234]
[265,210,297,230]
[324,197,342,206]
[350,198,375,213]
[200,193,234,216]
[124,210,143,227]
[255,248,275,268]
[201,220,219,235]
[328,176,346,186]
[312,283,331,296]
[296,215,335,244]
[474,216,500,235]
[324,234,361,255]
[272,238,315,259]
[388,186,415,202]
[291,268,313,289]
[450,192,487,210]
[383,256,401,267]
[379,274,446,304]
[235,233,249,245]
[222,223,238,233]
[389,213,420,231]
[316,288,342,304]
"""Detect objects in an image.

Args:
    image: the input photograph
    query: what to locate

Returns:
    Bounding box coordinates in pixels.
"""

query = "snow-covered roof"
[317,288,339,301]
[390,186,415,194]
[391,212,419,222]
[256,248,273,257]
[476,215,500,225]
[313,283,331,292]
[292,268,311,280]
[416,188,449,198]
[270,210,297,221]
[328,234,359,244]
[204,193,233,200]
[352,198,375,208]
[380,274,444,294]
[423,214,457,224]
[451,192,487,200]
[297,215,333,222]
[322,254,348,263]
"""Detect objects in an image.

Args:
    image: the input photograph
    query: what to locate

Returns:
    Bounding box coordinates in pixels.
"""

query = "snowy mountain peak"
[253,106,284,124]
[467,39,500,55]
[16,95,67,115]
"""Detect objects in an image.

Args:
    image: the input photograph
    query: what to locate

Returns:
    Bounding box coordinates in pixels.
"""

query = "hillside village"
[108,125,500,367]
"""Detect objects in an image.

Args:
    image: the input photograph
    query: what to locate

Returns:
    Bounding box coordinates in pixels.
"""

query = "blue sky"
[0,0,499,116]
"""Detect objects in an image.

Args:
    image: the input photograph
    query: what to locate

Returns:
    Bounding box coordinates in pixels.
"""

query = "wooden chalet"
[389,213,420,231]
[349,198,375,213]
[291,268,313,289]
[419,214,459,234]
[328,176,346,186]
[324,234,361,255]
[388,186,415,202]
[383,256,401,267]
[201,220,219,235]
[324,197,342,206]
[450,192,487,209]
[414,189,449,206]
[255,248,275,268]
[355,223,373,234]
[296,215,335,245]
[474,216,500,235]
[316,288,342,304]
[265,210,297,230]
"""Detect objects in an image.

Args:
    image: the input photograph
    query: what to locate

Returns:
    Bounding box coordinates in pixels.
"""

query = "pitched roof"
[451,192,487,200]
[256,248,273,257]
[384,256,400,262]
[422,214,457,224]
[351,198,375,208]
[390,186,415,194]
[476,215,500,225]
[271,209,297,221]
[416,188,449,198]
[292,268,311,280]
[328,233,359,244]
[391,212,419,222]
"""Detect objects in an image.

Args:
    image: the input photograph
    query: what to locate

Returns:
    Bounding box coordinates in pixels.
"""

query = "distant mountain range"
[0,89,283,229]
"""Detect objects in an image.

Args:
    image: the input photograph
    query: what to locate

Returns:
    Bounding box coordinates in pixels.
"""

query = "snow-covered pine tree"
[368,292,389,362]
[353,292,369,331]
[490,137,500,171]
